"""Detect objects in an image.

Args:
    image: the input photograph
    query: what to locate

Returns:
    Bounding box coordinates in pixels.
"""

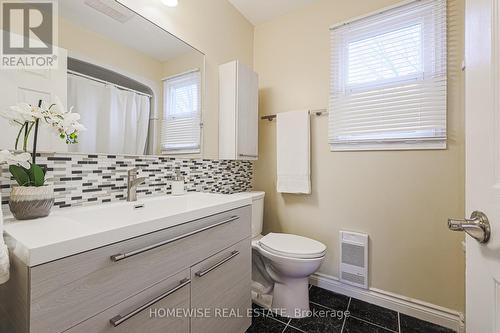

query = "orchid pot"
[9,185,54,220]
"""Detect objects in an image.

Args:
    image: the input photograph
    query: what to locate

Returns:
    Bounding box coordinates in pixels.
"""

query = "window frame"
[329,0,447,151]
[161,69,202,155]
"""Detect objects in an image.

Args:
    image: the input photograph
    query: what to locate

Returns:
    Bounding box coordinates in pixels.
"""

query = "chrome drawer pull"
[239,154,258,158]
[110,278,190,327]
[195,250,240,277]
[110,215,240,262]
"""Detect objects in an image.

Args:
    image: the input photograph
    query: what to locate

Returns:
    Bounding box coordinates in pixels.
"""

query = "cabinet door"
[65,269,190,333]
[236,62,258,160]
[191,239,251,333]
[219,61,238,160]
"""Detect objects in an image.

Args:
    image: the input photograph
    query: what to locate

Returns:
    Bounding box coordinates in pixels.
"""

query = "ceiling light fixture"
[162,0,178,7]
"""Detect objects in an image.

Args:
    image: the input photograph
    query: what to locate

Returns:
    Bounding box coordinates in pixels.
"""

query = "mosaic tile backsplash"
[0,153,253,213]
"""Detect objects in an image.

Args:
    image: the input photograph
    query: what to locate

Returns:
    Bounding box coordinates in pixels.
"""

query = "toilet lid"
[258,233,326,259]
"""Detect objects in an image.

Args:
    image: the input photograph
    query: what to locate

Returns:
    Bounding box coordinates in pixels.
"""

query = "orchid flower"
[0,150,31,169]
[43,98,86,144]
[3,98,86,146]
[1,97,84,188]
[0,103,42,125]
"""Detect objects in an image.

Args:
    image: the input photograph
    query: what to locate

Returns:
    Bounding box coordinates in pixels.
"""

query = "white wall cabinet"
[219,60,258,160]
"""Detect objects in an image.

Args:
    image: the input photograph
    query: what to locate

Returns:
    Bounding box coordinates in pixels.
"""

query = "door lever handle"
[448,211,491,244]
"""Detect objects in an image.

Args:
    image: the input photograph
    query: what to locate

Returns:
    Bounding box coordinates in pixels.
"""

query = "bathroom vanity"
[0,193,252,333]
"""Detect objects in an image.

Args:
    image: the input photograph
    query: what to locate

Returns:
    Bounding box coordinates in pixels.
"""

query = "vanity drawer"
[191,238,252,333]
[65,269,190,333]
[30,205,251,333]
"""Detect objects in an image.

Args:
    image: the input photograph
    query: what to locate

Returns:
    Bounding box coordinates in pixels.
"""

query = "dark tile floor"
[247,285,456,333]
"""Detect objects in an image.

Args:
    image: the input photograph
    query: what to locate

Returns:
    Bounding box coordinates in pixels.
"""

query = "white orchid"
[3,98,86,147]
[61,108,85,131]
[0,103,42,125]
[0,150,31,169]
[1,97,83,189]
[41,100,86,144]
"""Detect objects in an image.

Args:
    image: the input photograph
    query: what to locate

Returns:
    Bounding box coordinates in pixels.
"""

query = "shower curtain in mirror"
[68,74,150,155]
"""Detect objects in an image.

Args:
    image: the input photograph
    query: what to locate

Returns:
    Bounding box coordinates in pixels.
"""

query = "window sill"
[330,141,447,151]
[162,149,201,156]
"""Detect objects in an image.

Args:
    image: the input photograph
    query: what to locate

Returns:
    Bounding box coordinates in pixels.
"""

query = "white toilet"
[238,191,326,318]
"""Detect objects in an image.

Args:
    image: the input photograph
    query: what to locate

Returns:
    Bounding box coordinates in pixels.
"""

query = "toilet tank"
[250,191,265,238]
[234,191,265,238]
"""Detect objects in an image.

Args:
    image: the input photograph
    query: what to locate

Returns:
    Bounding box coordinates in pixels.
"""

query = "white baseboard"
[310,273,465,333]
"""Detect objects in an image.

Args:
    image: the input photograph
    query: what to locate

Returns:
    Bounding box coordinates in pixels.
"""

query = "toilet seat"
[258,233,326,259]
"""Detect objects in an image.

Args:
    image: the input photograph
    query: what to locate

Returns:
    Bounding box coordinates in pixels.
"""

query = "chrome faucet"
[127,168,146,202]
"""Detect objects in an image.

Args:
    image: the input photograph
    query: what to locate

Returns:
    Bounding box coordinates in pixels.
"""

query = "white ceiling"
[228,0,317,25]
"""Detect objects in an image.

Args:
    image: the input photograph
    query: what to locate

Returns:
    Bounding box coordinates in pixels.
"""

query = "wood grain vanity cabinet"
[0,206,252,333]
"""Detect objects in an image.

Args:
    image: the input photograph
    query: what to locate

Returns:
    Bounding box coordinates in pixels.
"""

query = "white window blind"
[329,0,447,151]
[162,70,201,154]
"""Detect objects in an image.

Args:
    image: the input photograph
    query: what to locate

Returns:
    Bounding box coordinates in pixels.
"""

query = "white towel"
[0,193,9,285]
[276,110,311,194]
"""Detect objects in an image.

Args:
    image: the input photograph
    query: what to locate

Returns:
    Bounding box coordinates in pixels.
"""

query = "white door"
[0,48,68,153]
[451,0,500,331]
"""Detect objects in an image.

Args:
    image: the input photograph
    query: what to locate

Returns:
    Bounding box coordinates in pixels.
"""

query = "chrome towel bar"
[261,108,328,121]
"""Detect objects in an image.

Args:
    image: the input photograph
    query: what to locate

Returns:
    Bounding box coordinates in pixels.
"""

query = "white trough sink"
[3,192,252,266]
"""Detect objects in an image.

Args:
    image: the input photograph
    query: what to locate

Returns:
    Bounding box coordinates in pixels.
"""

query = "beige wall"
[253,0,465,312]
[117,0,254,159]
[163,51,205,79]
[59,17,164,91]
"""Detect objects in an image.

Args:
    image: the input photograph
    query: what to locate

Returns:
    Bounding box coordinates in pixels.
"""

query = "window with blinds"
[162,70,201,154]
[329,0,447,151]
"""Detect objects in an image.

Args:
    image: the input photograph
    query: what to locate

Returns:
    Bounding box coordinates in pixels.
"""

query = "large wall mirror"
[0,0,205,157]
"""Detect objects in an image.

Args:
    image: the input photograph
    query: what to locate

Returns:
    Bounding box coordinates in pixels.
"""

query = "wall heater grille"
[339,231,368,289]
